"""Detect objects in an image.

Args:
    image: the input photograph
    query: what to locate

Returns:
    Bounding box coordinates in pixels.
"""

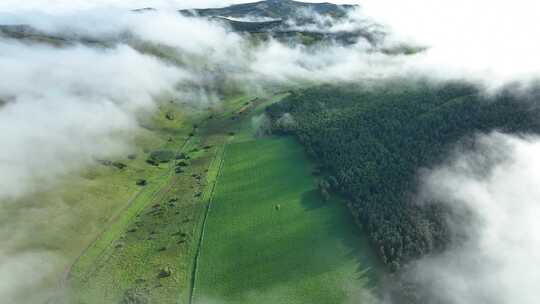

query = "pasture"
[193,137,380,304]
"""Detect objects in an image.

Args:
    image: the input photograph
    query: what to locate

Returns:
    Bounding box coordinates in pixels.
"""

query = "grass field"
[3,91,381,304]
[67,94,265,304]
[193,137,380,304]
[0,101,195,300]
[69,151,207,304]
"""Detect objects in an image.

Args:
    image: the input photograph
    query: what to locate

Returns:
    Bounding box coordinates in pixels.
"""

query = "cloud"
[361,0,540,89]
[0,251,64,304]
[0,40,184,200]
[409,132,540,304]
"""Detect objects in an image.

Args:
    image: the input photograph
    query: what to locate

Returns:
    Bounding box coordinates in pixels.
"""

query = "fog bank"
[410,133,540,304]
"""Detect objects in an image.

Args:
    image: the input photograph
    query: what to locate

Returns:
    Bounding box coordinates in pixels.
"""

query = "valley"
[56,91,380,304]
[2,1,538,304]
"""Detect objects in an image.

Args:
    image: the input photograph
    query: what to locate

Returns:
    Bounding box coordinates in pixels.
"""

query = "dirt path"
[188,143,228,304]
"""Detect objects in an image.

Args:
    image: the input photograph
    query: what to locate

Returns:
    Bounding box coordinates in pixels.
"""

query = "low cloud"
[0,40,183,200]
[0,251,64,304]
[408,132,540,304]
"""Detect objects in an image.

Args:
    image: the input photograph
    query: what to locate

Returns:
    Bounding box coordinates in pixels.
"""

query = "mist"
[362,0,540,90]
[0,40,186,200]
[401,132,540,304]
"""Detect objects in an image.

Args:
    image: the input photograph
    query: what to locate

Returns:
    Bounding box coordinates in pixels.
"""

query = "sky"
[0,0,360,13]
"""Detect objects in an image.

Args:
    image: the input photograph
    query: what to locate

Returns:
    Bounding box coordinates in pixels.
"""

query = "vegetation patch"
[148,149,176,163]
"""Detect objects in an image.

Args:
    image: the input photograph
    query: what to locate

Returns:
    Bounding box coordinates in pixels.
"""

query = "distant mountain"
[179,0,382,46]
[179,0,356,21]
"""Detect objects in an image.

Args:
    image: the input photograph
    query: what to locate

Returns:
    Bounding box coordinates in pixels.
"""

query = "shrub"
[158,266,172,278]
[148,150,175,163]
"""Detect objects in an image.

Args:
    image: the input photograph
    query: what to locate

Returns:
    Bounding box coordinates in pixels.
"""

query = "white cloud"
[4,0,539,88]
[413,133,540,304]
[361,0,540,89]
[0,40,184,200]
[0,251,63,304]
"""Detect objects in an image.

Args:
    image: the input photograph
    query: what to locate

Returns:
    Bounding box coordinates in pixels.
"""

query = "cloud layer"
[411,133,540,304]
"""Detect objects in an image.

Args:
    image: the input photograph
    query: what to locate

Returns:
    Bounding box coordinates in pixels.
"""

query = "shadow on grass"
[300,189,326,211]
[299,188,384,290]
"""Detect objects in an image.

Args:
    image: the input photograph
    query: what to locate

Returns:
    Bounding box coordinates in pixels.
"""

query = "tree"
[318,179,331,202]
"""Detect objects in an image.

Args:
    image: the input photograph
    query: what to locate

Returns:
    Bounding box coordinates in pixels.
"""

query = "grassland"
[193,137,380,304]
[67,92,380,304]
[4,90,380,304]
[0,101,194,299]
[67,93,277,304]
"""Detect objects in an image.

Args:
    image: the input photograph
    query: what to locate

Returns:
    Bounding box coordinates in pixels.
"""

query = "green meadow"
[68,98,245,304]
[193,137,380,304]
